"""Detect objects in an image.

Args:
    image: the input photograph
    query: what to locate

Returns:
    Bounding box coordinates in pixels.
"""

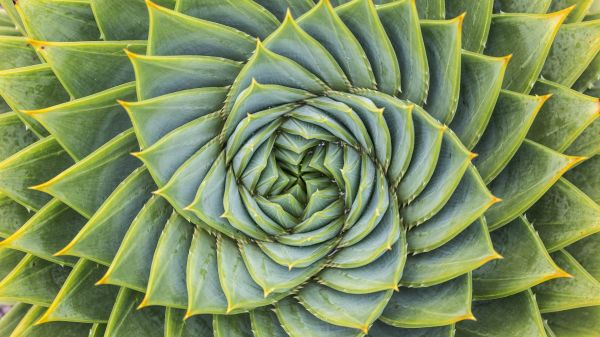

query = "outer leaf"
[38,259,118,323]
[485,140,580,230]
[381,274,474,328]
[142,213,193,309]
[456,290,547,337]
[104,288,164,337]
[485,9,570,93]
[0,255,70,306]
[472,216,568,299]
[401,218,500,287]
[528,178,600,251]
[275,297,364,337]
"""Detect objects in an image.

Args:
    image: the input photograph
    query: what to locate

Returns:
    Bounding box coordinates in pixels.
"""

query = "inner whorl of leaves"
[0,0,599,336]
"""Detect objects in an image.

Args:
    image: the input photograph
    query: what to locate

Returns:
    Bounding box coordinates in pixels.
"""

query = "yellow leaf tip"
[137,297,149,310]
[95,273,109,286]
[29,180,52,192]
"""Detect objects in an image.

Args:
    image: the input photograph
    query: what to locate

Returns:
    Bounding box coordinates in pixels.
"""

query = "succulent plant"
[0,0,599,336]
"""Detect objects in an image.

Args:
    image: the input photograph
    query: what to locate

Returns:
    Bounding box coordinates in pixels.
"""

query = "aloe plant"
[0,0,599,336]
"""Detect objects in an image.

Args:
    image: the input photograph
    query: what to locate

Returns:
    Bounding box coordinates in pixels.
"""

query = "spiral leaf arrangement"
[0,0,599,336]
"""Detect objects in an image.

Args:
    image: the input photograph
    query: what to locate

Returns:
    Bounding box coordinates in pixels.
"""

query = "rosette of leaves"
[0,0,599,336]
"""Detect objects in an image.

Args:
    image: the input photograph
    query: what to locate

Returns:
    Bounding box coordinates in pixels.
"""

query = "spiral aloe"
[0,0,599,336]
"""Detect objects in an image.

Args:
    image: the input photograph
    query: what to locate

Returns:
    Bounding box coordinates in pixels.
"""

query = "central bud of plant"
[222,101,389,248]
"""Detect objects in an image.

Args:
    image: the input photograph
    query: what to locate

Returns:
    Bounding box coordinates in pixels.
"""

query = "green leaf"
[0,247,24,282]
[0,36,40,70]
[159,140,221,218]
[336,0,400,95]
[527,79,599,152]
[573,51,600,92]
[397,107,445,203]
[240,240,325,296]
[550,0,595,23]
[129,52,242,100]
[33,130,139,218]
[450,51,508,149]
[135,112,221,186]
[542,19,600,87]
[377,0,429,105]
[98,196,170,292]
[39,259,118,323]
[186,228,228,316]
[565,119,600,157]
[456,290,547,337]
[249,307,288,337]
[0,254,70,306]
[473,91,546,182]
[340,169,389,247]
[0,303,31,337]
[485,140,580,230]
[143,213,192,309]
[27,82,137,160]
[357,90,414,187]
[174,0,279,39]
[566,232,600,281]
[258,238,339,270]
[0,193,32,238]
[330,195,401,268]
[420,16,463,124]
[147,2,255,59]
[33,41,146,98]
[402,218,499,287]
[165,308,212,337]
[223,82,314,143]
[485,9,570,93]
[15,0,100,42]
[401,133,473,227]
[317,237,405,294]
[0,137,73,211]
[0,64,70,136]
[223,42,328,115]
[55,167,154,265]
[0,0,25,33]
[90,0,174,40]
[544,304,600,337]
[564,155,599,203]
[187,152,245,239]
[276,296,363,337]
[212,314,253,337]
[446,0,493,53]
[277,217,344,247]
[369,322,455,337]
[104,288,164,337]
[217,236,282,312]
[298,0,375,89]
[0,112,37,162]
[416,0,445,19]
[0,199,84,265]
[472,216,568,300]
[528,178,600,251]
[8,305,91,337]
[493,0,553,13]
[381,274,473,328]
[254,0,313,20]
[297,283,392,333]
[263,11,349,91]
[534,250,600,312]
[327,92,392,170]
[407,166,497,253]
[123,87,226,149]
